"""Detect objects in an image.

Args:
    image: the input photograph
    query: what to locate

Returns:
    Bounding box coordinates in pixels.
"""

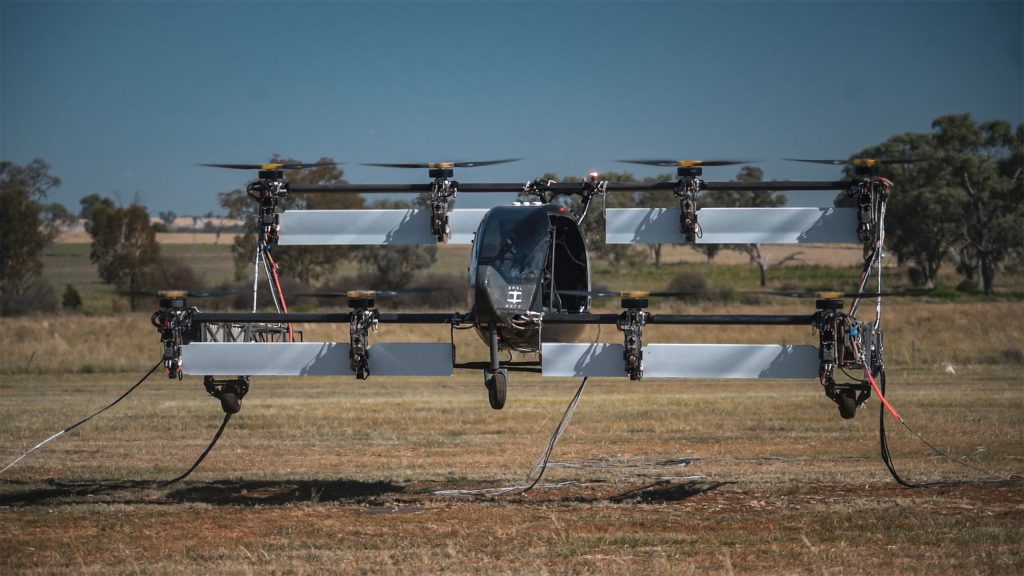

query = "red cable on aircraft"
[864,366,902,421]
[266,252,295,342]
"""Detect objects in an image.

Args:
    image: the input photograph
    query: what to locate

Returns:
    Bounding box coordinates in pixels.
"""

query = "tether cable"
[868,367,1014,487]
[0,360,162,476]
[435,376,589,497]
[162,412,232,485]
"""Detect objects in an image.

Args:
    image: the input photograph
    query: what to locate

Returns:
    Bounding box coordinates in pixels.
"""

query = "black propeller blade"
[617,159,753,168]
[560,288,933,300]
[291,288,436,300]
[754,289,934,299]
[121,288,246,298]
[199,162,341,171]
[786,158,920,167]
[558,289,705,299]
[360,159,521,169]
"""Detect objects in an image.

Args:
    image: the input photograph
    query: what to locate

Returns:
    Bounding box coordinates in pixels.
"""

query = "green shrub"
[62,284,83,310]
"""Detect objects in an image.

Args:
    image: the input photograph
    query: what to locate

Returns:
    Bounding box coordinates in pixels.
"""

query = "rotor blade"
[785,158,849,166]
[560,288,933,301]
[453,159,521,168]
[121,288,245,298]
[617,159,752,168]
[291,288,435,300]
[199,162,340,171]
[558,289,703,299]
[786,158,921,166]
[755,289,934,299]
[360,159,520,169]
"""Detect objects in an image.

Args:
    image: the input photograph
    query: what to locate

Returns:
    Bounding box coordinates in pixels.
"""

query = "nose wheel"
[485,368,508,410]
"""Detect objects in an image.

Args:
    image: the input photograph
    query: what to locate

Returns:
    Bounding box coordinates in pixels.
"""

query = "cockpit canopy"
[472,206,551,285]
[470,204,589,315]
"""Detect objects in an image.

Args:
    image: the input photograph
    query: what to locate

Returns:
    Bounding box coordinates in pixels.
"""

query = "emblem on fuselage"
[507,286,523,307]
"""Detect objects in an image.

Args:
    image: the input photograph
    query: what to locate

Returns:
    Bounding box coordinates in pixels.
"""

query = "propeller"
[291,288,436,300]
[199,161,340,171]
[786,158,919,167]
[559,288,933,300]
[617,159,753,168]
[360,159,520,169]
[753,289,934,299]
[559,289,705,299]
[121,288,246,298]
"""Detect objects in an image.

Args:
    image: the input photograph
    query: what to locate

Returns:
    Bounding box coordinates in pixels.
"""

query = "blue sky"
[2,0,1021,215]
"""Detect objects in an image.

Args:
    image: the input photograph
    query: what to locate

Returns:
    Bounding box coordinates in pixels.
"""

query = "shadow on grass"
[0,479,161,507]
[0,478,404,507]
[607,480,733,503]
[166,478,404,505]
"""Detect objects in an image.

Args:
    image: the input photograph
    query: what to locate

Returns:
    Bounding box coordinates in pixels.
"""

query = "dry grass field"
[0,368,1021,575]
[1,304,1022,574]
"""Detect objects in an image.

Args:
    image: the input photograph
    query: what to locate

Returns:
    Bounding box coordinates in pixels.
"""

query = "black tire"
[218,392,242,414]
[487,371,507,410]
[838,391,858,419]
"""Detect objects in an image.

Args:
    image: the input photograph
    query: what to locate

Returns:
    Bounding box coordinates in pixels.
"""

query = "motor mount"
[813,298,882,419]
[674,166,704,242]
[348,293,380,380]
[616,297,650,381]
[152,295,198,379]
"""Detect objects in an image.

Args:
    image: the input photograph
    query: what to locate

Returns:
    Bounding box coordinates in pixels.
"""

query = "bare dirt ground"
[1,368,1021,574]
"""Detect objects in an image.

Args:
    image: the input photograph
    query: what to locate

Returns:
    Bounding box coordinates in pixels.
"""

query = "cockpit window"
[473,208,551,285]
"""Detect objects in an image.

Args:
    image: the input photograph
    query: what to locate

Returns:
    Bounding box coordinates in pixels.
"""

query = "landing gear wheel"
[837,390,858,419]
[485,370,507,410]
[218,392,242,414]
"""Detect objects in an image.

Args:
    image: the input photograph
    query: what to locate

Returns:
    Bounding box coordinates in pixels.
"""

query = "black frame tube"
[287,180,853,194]
[541,313,814,325]
[193,311,813,326]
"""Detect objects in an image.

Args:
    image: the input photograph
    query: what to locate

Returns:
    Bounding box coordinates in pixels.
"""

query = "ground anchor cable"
[867,367,1015,487]
[434,376,589,497]
[0,360,162,476]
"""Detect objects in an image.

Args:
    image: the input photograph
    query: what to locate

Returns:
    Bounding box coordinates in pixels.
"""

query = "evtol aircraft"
[154,158,895,418]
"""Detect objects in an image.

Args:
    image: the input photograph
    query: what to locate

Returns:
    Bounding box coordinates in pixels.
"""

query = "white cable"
[251,245,261,313]
[434,377,588,497]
